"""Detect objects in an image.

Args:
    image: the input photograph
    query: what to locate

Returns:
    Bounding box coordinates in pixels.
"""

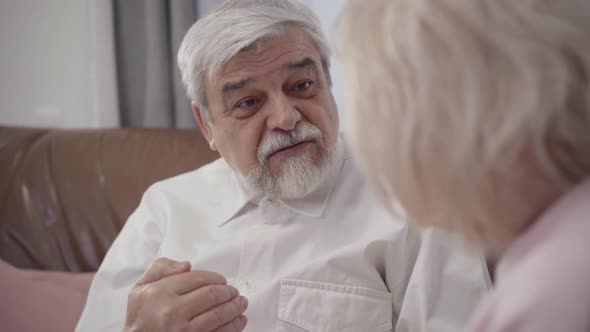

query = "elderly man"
[75,1,490,331]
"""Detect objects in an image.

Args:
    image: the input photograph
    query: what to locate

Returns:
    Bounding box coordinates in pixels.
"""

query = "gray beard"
[243,143,336,199]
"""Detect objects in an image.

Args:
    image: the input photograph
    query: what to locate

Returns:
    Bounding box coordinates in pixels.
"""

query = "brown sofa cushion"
[0,127,218,272]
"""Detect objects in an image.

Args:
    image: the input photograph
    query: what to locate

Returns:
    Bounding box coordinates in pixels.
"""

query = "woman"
[337,0,590,331]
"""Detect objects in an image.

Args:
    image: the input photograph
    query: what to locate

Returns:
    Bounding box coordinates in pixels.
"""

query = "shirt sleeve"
[75,186,166,332]
[390,227,492,332]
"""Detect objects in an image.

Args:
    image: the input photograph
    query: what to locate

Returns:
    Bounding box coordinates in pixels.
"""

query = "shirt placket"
[234,198,292,298]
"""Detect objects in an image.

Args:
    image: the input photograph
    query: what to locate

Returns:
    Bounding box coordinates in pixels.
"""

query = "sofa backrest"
[0,127,219,272]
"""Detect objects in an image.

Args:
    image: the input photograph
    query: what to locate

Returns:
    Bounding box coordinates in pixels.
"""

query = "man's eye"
[294,81,313,91]
[235,98,258,109]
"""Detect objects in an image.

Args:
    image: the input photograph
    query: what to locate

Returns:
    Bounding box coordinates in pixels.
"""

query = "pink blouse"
[468,179,590,332]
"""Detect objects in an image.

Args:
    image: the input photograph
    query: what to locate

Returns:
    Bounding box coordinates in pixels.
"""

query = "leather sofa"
[0,126,218,331]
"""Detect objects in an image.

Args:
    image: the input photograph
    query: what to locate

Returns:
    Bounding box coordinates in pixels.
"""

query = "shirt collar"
[216,137,346,227]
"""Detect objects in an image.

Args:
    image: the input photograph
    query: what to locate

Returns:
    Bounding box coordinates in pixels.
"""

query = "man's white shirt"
[76,138,491,332]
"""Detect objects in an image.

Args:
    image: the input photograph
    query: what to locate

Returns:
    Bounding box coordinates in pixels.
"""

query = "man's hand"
[125,258,248,332]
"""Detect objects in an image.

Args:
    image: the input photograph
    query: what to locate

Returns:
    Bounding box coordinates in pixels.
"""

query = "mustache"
[257,122,322,162]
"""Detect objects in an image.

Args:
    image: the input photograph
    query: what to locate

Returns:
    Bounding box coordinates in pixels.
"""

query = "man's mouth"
[269,140,313,158]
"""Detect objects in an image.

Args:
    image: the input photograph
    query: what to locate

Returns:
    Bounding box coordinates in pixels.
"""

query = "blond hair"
[337,0,590,249]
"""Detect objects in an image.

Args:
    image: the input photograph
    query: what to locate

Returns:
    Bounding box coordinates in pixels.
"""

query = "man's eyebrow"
[222,78,255,94]
[284,57,318,71]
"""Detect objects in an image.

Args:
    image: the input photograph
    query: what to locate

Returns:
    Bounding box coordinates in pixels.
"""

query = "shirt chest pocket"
[277,279,393,332]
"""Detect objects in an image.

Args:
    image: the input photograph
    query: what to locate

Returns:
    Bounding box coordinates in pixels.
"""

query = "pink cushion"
[0,260,94,332]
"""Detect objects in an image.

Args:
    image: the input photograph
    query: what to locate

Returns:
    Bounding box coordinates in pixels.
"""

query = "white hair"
[338,0,590,249]
[177,0,331,121]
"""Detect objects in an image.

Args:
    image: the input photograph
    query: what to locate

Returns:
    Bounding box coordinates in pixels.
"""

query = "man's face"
[194,27,339,198]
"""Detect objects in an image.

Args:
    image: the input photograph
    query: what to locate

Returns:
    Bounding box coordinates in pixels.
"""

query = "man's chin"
[267,148,322,176]
[272,158,332,199]
[277,173,323,199]
[267,159,321,178]
[245,144,335,199]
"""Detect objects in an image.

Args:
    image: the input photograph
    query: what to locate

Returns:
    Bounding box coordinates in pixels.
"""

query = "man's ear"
[192,102,217,151]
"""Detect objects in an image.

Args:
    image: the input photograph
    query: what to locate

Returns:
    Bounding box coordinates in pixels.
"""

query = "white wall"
[0,0,119,128]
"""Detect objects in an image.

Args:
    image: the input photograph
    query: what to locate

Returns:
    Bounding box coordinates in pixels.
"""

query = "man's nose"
[266,94,302,131]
